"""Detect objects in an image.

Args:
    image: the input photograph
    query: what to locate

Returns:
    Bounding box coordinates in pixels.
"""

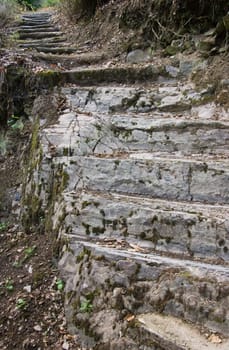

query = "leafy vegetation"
[41,0,60,7]
[55,278,64,291]
[5,279,14,292]
[0,0,19,28]
[16,298,27,310]
[13,245,37,267]
[120,0,229,47]
[59,0,109,20]
[0,221,8,231]
[80,298,93,313]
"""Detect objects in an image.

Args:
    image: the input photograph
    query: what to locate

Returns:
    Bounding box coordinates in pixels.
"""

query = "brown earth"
[0,129,80,349]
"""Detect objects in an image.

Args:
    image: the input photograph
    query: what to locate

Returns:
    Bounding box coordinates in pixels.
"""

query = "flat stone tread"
[19,31,62,35]
[107,116,229,129]
[21,18,51,22]
[18,28,60,33]
[65,190,229,221]
[61,83,226,119]
[34,47,77,54]
[71,241,229,280]
[46,112,229,126]
[19,42,69,48]
[21,21,52,26]
[19,25,55,29]
[18,38,66,44]
[80,152,229,165]
[35,52,106,63]
[137,313,229,350]
[60,64,166,84]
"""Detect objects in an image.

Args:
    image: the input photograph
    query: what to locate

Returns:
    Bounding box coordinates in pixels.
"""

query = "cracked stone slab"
[19,32,63,40]
[137,313,229,350]
[63,84,204,114]
[62,191,229,261]
[41,110,229,158]
[74,114,229,156]
[63,154,229,204]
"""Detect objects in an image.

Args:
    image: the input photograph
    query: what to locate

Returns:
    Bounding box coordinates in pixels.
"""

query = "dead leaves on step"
[208,334,222,344]
[98,238,147,253]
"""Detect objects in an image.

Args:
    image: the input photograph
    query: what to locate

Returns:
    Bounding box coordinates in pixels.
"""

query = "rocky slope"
[5,9,229,350]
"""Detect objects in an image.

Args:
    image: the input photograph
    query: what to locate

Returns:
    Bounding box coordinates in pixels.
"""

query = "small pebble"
[33,325,42,332]
[62,341,69,350]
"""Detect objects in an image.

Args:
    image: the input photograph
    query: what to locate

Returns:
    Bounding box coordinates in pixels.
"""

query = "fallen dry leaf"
[208,334,222,344]
[125,314,135,322]
[129,243,146,252]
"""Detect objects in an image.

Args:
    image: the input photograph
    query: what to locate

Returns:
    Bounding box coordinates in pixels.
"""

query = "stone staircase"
[19,11,229,350]
[16,11,77,55]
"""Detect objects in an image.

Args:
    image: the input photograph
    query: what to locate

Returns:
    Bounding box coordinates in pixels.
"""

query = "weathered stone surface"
[138,313,229,350]
[19,31,62,40]
[34,47,77,54]
[18,27,60,34]
[197,37,216,53]
[61,155,229,204]
[58,243,229,349]
[61,65,165,85]
[19,12,229,347]
[62,84,205,114]
[63,192,229,260]
[126,49,151,64]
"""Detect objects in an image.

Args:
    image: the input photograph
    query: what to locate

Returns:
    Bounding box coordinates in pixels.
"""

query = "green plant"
[13,245,37,268]
[5,279,14,291]
[0,0,19,28]
[41,0,59,7]
[0,221,8,231]
[7,115,24,131]
[16,298,27,310]
[55,278,64,291]
[23,246,37,260]
[80,298,93,313]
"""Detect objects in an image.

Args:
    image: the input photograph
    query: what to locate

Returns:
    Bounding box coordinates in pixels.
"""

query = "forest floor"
[0,131,79,349]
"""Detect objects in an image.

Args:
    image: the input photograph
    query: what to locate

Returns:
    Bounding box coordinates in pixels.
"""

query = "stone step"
[22,16,51,21]
[70,241,229,280]
[34,46,78,54]
[35,51,107,66]
[36,65,168,86]
[18,27,60,34]
[22,12,52,18]
[60,241,229,339]
[19,31,63,40]
[60,64,169,85]
[137,313,229,350]
[18,37,66,45]
[22,15,51,21]
[46,110,229,156]
[57,153,229,205]
[62,191,229,261]
[18,24,55,30]
[21,20,51,26]
[63,83,213,114]
[19,41,67,49]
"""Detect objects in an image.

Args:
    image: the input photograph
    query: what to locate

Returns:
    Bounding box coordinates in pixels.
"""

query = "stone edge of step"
[137,313,229,350]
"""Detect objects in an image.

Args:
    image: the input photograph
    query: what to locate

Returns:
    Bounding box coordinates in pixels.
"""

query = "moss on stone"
[37,70,62,89]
